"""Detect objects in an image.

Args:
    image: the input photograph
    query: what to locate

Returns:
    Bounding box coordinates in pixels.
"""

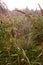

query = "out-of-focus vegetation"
[0,15,43,65]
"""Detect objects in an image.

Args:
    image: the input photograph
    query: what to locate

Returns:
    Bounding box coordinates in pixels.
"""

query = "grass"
[0,15,43,65]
